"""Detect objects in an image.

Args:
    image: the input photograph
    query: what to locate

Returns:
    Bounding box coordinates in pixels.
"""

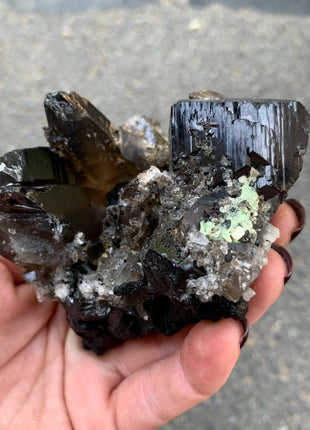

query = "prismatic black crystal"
[0,91,308,354]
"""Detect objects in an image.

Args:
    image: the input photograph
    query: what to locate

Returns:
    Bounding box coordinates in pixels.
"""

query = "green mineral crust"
[199,172,260,244]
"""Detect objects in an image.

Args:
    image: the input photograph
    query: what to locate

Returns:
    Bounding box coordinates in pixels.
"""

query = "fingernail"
[271,243,294,284]
[285,199,306,241]
[239,318,249,348]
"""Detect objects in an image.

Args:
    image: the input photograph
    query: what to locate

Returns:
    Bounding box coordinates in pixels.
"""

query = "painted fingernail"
[285,199,306,241]
[271,243,294,284]
[239,318,249,348]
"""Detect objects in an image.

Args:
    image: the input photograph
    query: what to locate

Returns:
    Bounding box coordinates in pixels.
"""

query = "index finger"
[271,200,302,246]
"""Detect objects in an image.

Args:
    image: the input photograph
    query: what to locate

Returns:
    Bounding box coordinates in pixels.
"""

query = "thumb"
[180,318,242,397]
[112,318,242,430]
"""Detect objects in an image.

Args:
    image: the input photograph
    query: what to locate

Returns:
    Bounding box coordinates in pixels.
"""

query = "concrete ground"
[0,1,309,429]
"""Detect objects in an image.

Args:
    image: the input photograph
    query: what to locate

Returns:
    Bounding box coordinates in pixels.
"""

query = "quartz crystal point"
[44,91,141,194]
[0,147,104,276]
[0,91,308,355]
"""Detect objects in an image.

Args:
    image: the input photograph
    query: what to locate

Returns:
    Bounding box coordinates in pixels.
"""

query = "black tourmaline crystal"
[0,91,308,354]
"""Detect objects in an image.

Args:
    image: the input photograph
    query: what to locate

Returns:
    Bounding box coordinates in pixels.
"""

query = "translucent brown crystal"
[0,91,308,354]
[44,91,141,194]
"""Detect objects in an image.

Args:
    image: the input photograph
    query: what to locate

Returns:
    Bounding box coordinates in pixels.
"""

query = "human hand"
[0,201,303,430]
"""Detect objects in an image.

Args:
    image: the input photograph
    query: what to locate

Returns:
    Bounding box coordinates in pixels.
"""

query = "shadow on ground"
[5,0,158,14]
[8,0,310,14]
[190,0,310,15]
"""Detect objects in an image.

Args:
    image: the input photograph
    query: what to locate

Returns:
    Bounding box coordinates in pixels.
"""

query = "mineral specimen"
[0,91,308,354]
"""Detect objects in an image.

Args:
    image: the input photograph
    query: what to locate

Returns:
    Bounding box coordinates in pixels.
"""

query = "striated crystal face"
[0,91,308,354]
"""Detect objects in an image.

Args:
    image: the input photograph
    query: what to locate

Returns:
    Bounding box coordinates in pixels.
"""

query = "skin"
[0,202,300,430]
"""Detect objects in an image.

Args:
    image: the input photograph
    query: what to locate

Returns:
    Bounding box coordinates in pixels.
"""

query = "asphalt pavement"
[0,1,310,429]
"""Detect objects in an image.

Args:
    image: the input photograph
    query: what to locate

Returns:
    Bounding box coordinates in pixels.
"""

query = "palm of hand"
[0,203,298,430]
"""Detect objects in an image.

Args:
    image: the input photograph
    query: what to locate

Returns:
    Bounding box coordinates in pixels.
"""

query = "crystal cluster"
[0,91,308,354]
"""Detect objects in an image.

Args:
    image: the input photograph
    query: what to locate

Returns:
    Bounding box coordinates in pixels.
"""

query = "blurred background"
[0,1,309,429]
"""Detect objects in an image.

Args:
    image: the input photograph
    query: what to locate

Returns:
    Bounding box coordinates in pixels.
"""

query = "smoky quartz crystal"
[0,91,308,354]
